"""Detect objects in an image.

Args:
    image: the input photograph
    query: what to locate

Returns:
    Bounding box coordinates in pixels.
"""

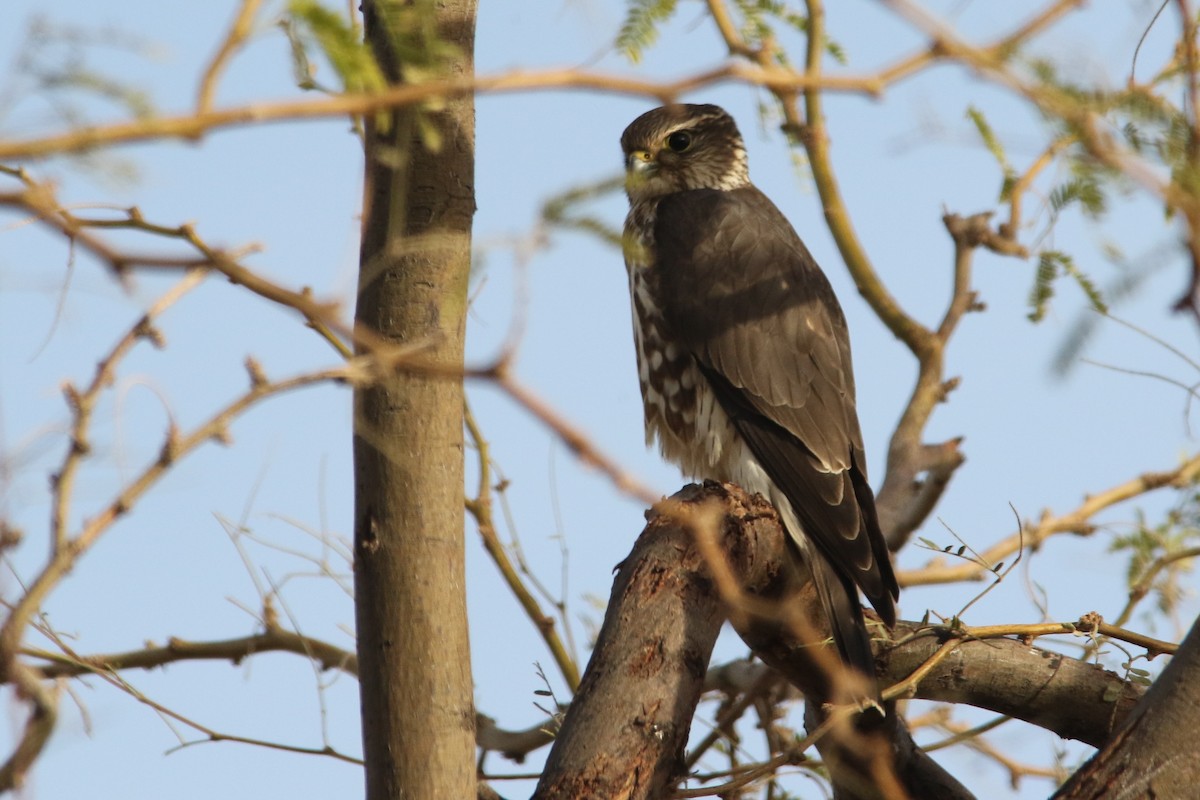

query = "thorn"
[245,356,268,389]
[161,424,182,463]
[135,318,166,349]
[61,381,83,412]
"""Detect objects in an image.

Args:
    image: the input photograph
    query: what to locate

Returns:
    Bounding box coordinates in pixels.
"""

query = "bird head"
[619,104,748,203]
[620,104,750,203]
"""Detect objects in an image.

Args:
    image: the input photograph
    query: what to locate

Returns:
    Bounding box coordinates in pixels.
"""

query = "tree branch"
[901,453,1200,586]
[1053,611,1200,797]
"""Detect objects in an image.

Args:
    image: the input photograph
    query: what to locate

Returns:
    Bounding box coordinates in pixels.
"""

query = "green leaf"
[617,0,679,64]
[1027,250,1061,322]
[966,105,1016,201]
[286,0,386,93]
[1027,250,1107,322]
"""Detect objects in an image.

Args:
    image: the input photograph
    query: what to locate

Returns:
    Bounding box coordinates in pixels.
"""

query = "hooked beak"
[625,150,656,174]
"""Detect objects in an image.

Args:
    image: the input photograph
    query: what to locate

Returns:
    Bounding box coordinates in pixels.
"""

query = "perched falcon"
[620,103,898,679]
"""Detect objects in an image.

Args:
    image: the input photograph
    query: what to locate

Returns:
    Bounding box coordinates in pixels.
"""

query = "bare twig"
[23,628,358,680]
[463,402,581,690]
[901,454,1200,586]
[197,0,266,113]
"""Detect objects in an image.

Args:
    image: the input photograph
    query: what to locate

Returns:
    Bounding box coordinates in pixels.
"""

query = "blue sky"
[1,1,1197,798]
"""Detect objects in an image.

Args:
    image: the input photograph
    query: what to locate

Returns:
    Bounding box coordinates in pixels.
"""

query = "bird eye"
[666,131,692,153]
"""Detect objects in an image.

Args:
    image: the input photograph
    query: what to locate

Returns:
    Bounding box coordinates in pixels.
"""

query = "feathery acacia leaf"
[1028,250,1107,322]
[617,0,679,63]
[285,0,386,93]
[966,106,1016,201]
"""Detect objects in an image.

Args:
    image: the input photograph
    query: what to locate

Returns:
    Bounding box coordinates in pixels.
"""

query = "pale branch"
[955,619,1177,659]
[0,174,449,371]
[17,629,558,768]
[476,716,556,764]
[1108,545,1200,632]
[932,717,1067,788]
[0,63,880,161]
[463,401,581,691]
[0,357,368,787]
[196,0,265,114]
[0,182,352,343]
[5,168,667,527]
[22,629,358,680]
[49,269,207,555]
[684,662,790,772]
[1003,135,1074,240]
[105,668,363,766]
[492,370,661,508]
[916,711,1009,752]
[3,360,369,661]
[0,271,196,787]
[876,0,1200,253]
[899,453,1200,586]
[0,2,1087,164]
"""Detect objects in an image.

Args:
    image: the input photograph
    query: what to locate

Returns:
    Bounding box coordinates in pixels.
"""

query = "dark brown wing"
[654,187,898,628]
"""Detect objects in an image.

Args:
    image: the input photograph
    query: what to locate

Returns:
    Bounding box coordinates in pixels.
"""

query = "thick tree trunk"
[1053,612,1200,799]
[353,2,478,799]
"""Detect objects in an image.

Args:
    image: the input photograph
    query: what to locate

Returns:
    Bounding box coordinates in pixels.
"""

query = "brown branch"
[493,370,660,507]
[0,662,58,792]
[799,0,931,356]
[107,667,363,765]
[1004,135,1073,239]
[932,717,1066,788]
[1109,545,1200,631]
[49,269,207,554]
[706,0,1084,549]
[23,628,358,680]
[19,629,558,768]
[196,0,265,113]
[463,402,581,691]
[1053,611,1200,797]
[877,0,1178,213]
[0,63,884,161]
[900,453,1200,586]
[535,483,964,800]
[878,623,1144,748]
[0,360,365,690]
[0,184,351,343]
[0,1,1087,166]
[530,484,732,800]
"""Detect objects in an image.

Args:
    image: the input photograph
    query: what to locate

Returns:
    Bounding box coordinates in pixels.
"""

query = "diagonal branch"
[901,453,1200,586]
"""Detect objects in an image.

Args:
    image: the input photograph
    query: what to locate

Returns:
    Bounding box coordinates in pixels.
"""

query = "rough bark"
[531,484,729,799]
[878,623,1144,748]
[535,483,965,800]
[1052,613,1200,799]
[353,2,478,799]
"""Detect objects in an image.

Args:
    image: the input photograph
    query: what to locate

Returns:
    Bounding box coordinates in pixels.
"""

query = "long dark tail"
[808,552,877,683]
